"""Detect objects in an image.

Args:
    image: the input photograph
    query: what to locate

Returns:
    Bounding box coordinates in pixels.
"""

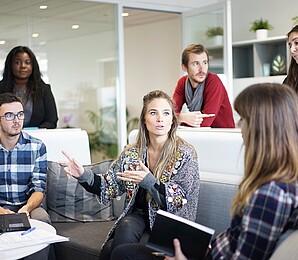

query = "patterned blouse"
[211,181,298,259]
[79,138,200,248]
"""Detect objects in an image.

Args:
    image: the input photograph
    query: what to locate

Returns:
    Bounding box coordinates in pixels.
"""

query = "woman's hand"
[116,161,149,184]
[164,239,187,260]
[60,150,84,178]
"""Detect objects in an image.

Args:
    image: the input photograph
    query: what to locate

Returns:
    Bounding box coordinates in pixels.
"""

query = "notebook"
[0,213,31,233]
[146,210,215,260]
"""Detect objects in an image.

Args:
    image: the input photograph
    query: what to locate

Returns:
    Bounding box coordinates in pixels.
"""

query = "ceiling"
[123,8,179,28]
[94,0,220,12]
[0,0,184,52]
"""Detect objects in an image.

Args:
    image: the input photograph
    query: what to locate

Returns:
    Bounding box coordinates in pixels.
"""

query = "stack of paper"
[0,228,69,250]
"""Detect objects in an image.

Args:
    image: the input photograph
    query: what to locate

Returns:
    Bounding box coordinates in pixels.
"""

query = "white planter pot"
[256,29,268,40]
[212,35,223,46]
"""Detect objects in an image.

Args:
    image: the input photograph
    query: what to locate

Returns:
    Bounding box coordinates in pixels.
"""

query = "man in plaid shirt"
[0,93,50,223]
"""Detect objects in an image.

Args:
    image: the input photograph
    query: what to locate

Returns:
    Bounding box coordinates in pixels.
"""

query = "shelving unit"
[232,36,289,78]
[206,35,289,100]
[206,35,289,79]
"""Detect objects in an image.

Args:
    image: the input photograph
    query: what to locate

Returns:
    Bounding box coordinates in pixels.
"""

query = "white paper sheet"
[0,228,69,250]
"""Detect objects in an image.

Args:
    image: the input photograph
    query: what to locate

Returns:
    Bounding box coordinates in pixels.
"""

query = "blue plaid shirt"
[211,181,298,259]
[0,131,47,207]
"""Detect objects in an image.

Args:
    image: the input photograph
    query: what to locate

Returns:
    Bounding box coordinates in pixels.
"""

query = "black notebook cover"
[0,213,31,233]
[146,210,215,260]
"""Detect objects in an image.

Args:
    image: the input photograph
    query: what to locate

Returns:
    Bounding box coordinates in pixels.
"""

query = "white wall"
[231,0,296,42]
[46,31,117,130]
[124,17,182,120]
[124,0,298,120]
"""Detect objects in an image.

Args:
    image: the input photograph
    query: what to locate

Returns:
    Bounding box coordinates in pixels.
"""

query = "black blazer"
[0,81,58,129]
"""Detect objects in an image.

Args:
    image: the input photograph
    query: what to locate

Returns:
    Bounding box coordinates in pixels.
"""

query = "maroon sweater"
[173,73,235,128]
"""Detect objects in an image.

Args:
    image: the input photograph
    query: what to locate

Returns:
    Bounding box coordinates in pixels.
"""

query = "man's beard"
[5,124,22,137]
[8,131,21,137]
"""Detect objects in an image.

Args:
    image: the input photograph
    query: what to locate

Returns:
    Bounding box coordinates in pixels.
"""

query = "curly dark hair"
[1,46,44,101]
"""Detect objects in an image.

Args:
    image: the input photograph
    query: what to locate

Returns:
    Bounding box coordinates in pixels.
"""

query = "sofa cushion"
[47,160,113,222]
[196,173,240,237]
[53,221,115,260]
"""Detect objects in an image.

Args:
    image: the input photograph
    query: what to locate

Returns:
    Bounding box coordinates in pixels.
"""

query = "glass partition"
[182,1,233,99]
[0,0,120,162]
[183,9,224,74]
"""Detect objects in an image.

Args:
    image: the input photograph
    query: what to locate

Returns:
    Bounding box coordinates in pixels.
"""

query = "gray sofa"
[49,171,239,260]
[38,128,296,259]
[49,169,298,260]
[46,128,245,259]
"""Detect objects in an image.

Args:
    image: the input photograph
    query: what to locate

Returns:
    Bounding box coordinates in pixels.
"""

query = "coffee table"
[0,219,56,260]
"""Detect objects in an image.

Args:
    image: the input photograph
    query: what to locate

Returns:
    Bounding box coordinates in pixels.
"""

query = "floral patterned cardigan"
[77,139,200,248]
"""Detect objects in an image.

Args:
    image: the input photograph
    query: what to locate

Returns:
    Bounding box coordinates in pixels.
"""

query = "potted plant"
[249,18,273,40]
[205,26,223,45]
[86,107,139,162]
[292,16,298,26]
[86,108,118,161]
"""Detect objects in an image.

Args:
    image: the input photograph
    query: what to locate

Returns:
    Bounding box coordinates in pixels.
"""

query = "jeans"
[99,210,149,260]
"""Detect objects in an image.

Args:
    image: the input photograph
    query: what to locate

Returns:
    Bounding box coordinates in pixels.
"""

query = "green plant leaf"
[271,55,286,73]
[292,16,298,25]
[249,18,273,32]
[205,27,223,38]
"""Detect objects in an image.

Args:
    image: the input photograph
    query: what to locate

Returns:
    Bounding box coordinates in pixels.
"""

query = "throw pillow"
[46,160,114,222]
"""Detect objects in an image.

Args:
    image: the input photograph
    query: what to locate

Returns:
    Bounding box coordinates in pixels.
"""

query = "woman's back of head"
[232,83,298,215]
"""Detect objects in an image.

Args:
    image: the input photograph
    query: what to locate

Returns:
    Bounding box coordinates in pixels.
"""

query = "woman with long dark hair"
[0,46,58,128]
[283,25,298,93]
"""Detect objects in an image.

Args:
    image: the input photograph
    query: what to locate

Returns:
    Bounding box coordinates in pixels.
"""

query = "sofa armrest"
[269,229,298,259]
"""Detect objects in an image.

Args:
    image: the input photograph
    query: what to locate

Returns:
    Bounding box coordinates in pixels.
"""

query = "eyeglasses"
[0,111,25,121]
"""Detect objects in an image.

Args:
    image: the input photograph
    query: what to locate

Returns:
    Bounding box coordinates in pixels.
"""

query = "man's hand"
[17,192,44,217]
[178,111,215,127]
[18,205,30,217]
[0,206,14,214]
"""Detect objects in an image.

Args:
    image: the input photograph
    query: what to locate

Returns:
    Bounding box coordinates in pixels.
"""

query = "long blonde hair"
[133,90,181,179]
[232,83,298,216]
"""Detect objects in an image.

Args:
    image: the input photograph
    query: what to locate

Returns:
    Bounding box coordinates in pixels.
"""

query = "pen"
[21,227,36,236]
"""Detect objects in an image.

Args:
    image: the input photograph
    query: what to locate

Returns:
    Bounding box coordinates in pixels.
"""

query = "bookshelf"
[206,35,289,79]
[232,35,289,78]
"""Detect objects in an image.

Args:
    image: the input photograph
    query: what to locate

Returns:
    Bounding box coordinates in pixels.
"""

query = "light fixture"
[0,40,6,45]
[122,12,129,17]
[32,33,39,38]
[40,5,48,10]
[72,24,79,30]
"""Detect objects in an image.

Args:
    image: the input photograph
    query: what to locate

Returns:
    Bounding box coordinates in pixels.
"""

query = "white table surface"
[0,219,56,260]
